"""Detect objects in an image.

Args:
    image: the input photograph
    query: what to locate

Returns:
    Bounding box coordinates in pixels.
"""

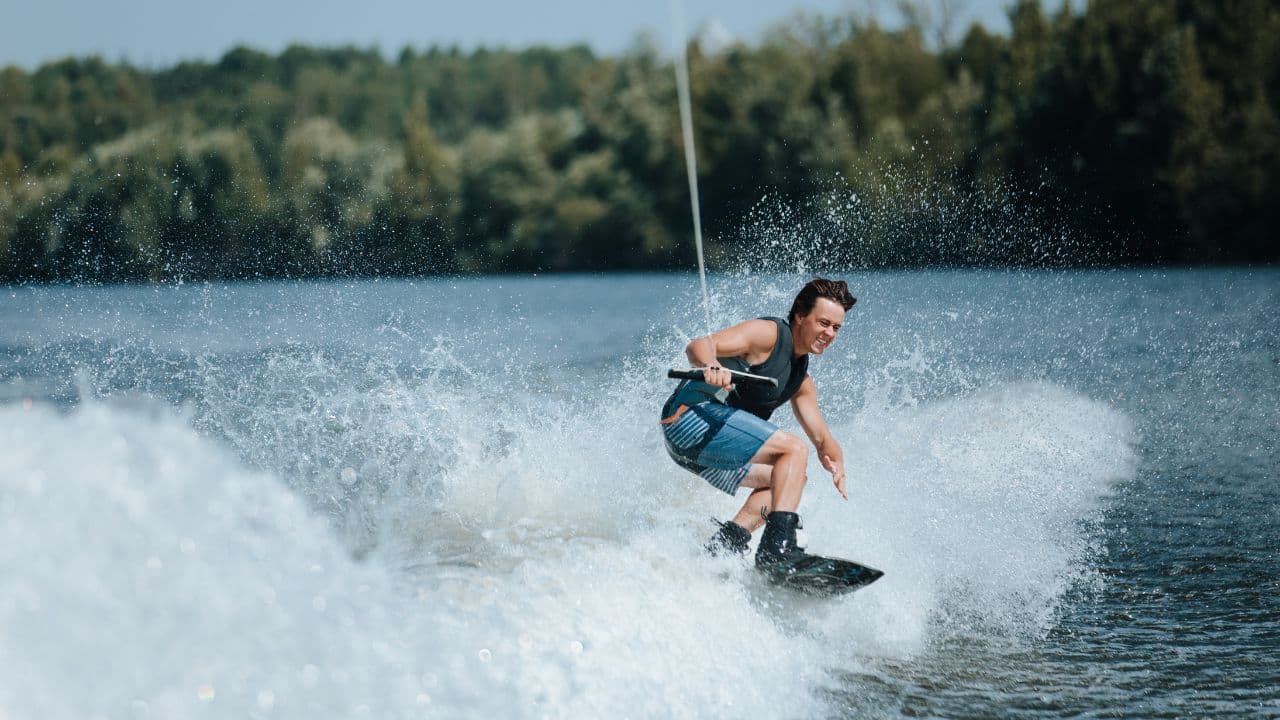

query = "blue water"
[1,269,1276,718]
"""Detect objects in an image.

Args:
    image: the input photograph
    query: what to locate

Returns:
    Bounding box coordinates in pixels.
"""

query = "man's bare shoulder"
[736,317,778,338]
[730,318,780,361]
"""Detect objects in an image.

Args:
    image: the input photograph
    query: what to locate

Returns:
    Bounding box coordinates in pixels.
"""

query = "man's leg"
[694,413,808,558]
[732,466,774,533]
[746,430,814,572]
[747,429,809,513]
[728,429,809,533]
[707,467,773,555]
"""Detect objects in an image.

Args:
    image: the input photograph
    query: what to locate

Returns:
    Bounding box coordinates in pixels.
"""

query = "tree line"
[1,0,1276,282]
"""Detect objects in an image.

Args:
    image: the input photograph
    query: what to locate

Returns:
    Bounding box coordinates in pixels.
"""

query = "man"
[660,277,856,576]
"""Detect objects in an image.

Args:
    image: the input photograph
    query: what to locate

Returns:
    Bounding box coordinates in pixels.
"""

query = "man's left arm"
[790,375,847,500]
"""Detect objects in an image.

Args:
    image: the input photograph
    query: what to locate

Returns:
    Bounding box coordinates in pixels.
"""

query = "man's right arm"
[685,319,777,388]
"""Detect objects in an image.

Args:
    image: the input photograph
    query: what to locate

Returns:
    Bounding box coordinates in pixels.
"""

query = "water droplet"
[478,648,491,662]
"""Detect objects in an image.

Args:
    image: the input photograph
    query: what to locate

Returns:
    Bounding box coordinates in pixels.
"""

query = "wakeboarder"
[661,277,858,578]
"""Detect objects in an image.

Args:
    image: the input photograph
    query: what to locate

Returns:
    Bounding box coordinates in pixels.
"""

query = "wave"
[0,368,1135,718]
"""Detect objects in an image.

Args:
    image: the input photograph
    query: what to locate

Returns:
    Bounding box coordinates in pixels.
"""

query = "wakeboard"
[768,554,884,597]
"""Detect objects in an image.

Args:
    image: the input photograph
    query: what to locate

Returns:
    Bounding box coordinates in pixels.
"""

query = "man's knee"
[781,432,808,459]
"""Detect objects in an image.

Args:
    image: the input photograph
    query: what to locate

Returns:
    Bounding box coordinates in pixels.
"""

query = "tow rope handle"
[666,368,778,388]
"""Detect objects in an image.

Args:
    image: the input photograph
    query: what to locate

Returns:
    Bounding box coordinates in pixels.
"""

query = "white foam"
[0,369,1135,718]
[0,401,512,719]
[798,381,1135,654]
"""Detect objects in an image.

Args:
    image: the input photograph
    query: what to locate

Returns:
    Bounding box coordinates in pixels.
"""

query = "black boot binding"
[705,520,752,556]
[755,511,816,577]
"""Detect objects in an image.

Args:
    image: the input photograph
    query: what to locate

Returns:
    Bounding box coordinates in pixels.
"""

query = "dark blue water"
[837,269,1280,717]
[1,269,1276,718]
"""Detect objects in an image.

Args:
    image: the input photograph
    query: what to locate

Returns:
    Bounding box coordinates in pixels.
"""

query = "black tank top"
[720,317,809,420]
[663,317,809,421]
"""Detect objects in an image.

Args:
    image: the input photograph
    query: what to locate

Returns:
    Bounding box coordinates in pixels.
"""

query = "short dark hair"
[789,277,856,323]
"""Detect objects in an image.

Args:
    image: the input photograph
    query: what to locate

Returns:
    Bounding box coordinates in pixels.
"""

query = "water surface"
[1,270,1276,718]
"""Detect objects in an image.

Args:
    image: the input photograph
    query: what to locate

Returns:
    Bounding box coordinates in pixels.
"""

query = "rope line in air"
[670,0,713,342]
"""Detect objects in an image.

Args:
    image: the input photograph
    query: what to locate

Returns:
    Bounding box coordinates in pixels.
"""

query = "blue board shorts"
[660,401,778,495]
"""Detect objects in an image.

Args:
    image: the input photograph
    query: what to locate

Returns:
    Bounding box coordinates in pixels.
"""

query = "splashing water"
[0,262,1184,718]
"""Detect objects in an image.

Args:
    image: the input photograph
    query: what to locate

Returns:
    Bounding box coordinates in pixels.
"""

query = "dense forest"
[1,0,1277,282]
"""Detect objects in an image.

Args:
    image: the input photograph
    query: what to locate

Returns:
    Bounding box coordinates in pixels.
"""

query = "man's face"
[795,297,846,355]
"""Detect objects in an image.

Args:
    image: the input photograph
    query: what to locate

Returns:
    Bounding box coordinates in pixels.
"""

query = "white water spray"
[0,276,1144,719]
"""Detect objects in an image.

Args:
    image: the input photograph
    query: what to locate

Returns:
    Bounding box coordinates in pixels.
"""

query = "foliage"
[1,0,1276,282]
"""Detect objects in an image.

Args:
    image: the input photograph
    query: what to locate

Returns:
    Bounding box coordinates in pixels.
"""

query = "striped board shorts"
[660,401,778,495]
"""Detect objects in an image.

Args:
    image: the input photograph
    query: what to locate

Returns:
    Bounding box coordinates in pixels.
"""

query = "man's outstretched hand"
[822,454,848,500]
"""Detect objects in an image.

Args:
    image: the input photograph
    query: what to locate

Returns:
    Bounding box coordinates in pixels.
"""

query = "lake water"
[1,269,1277,719]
